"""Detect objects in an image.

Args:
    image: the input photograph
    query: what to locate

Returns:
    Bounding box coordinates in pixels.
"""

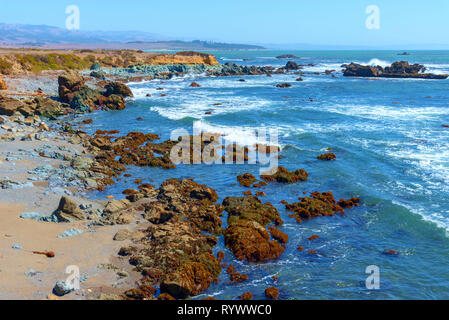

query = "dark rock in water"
[296,77,303,81]
[276,54,299,59]
[285,61,299,71]
[104,81,133,98]
[70,86,101,112]
[237,173,257,187]
[103,94,126,110]
[239,292,253,300]
[223,195,285,262]
[285,191,360,224]
[383,249,399,256]
[385,61,426,74]
[260,166,308,183]
[223,196,283,226]
[398,52,410,56]
[343,61,448,79]
[90,62,102,70]
[276,83,292,88]
[343,63,380,77]
[189,82,201,87]
[265,287,279,300]
[224,220,285,262]
[317,152,337,161]
[90,71,106,80]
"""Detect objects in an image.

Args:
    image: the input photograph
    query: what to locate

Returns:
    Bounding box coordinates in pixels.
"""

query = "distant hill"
[0,23,265,50]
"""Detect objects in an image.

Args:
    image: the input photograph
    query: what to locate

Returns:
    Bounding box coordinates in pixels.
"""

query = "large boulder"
[70,86,102,112]
[0,96,25,116]
[58,71,85,103]
[33,97,64,117]
[343,63,381,77]
[384,61,425,74]
[285,61,299,71]
[54,196,85,222]
[104,82,133,98]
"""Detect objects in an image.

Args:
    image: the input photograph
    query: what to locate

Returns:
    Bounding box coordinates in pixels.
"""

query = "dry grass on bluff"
[0,49,219,75]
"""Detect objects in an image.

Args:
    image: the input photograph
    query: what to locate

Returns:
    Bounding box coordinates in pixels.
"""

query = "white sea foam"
[150,94,272,120]
[301,63,343,73]
[192,120,281,148]
[302,104,449,121]
[365,58,391,68]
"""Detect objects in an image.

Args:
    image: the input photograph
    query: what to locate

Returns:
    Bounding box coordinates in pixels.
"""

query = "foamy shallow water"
[80,50,449,299]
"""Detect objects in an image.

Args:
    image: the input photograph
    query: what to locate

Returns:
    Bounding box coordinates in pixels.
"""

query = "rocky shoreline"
[0,50,367,300]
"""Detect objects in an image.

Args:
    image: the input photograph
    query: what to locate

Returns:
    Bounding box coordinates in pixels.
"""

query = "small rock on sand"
[53,280,75,296]
[57,228,84,238]
[113,229,131,241]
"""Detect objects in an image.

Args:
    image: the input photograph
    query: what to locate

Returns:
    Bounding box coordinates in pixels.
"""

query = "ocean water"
[81,50,449,300]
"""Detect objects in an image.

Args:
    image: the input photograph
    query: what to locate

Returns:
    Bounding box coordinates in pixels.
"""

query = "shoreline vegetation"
[0,49,444,300]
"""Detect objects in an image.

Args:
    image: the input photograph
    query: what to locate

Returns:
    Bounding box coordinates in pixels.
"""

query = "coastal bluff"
[0,49,219,75]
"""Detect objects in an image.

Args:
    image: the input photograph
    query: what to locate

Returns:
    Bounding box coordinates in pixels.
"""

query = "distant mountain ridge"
[0,23,264,50]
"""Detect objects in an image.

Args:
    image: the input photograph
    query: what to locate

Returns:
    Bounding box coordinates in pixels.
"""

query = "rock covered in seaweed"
[121,218,221,299]
[223,196,283,226]
[222,195,285,262]
[285,191,360,223]
[260,166,308,183]
[265,287,279,299]
[317,153,337,161]
[144,178,224,234]
[237,173,257,187]
[224,220,285,262]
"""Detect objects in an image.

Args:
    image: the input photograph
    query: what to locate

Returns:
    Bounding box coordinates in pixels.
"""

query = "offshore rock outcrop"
[317,153,337,161]
[260,166,308,183]
[343,61,448,79]
[285,191,360,223]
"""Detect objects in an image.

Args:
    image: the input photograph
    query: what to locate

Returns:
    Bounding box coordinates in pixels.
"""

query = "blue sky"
[0,0,448,46]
